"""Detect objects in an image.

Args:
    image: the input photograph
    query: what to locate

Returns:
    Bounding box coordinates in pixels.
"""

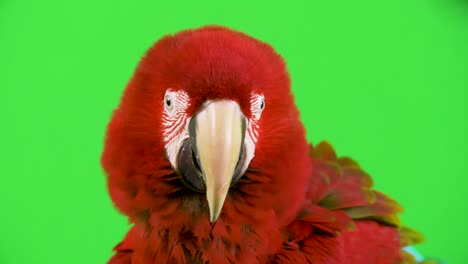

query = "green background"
[1,0,466,263]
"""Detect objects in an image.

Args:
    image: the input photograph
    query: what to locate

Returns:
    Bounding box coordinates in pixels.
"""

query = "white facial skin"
[161,89,265,177]
[162,90,191,168]
[243,93,265,175]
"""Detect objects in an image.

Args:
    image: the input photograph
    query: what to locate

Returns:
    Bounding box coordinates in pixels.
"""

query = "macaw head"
[102,26,311,228]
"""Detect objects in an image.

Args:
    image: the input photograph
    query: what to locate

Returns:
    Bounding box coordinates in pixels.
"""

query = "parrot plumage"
[102,25,428,263]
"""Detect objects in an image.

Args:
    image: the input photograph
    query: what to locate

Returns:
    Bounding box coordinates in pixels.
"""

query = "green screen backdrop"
[1,0,467,263]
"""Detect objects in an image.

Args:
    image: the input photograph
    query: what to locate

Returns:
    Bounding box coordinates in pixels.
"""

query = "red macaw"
[101,25,429,263]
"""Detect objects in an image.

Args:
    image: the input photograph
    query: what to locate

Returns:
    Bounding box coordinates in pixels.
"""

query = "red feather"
[103,26,424,263]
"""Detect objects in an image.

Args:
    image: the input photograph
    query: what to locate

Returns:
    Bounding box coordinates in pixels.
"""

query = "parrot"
[101,25,432,263]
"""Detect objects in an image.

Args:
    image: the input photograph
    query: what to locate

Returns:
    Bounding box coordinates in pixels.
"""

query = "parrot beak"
[189,100,246,223]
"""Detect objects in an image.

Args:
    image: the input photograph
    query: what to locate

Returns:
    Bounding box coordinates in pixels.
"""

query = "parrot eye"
[164,92,175,113]
[251,93,265,120]
[259,97,265,111]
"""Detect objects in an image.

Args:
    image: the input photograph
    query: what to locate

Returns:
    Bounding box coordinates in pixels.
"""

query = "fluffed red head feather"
[101,25,311,262]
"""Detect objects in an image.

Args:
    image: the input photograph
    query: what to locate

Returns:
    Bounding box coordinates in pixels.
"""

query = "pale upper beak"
[190,100,246,223]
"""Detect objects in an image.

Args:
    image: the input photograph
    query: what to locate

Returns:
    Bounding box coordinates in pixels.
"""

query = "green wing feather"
[309,141,426,263]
